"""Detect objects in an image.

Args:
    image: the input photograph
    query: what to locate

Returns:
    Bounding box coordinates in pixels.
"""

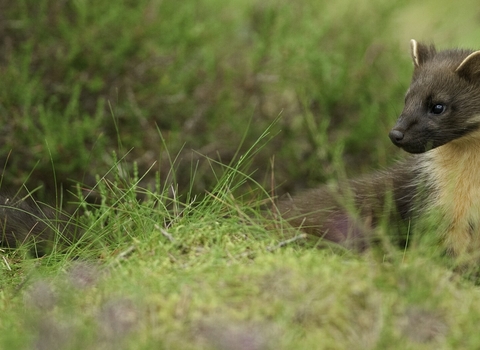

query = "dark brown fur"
[277,159,420,249]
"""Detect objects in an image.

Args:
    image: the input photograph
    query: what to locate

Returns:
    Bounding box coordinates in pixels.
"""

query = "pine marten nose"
[389,129,404,144]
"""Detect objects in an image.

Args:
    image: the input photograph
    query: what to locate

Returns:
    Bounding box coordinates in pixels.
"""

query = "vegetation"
[0,0,480,348]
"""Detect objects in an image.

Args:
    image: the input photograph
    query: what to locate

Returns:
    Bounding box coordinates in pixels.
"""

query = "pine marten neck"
[421,132,480,255]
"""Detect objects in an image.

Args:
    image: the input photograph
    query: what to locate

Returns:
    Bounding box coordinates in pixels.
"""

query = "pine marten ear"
[410,39,436,67]
[455,51,480,82]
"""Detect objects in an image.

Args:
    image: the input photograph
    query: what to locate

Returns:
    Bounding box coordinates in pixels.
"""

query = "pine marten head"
[389,40,480,154]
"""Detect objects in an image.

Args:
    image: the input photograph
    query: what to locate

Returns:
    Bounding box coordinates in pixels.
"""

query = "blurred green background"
[1,0,479,205]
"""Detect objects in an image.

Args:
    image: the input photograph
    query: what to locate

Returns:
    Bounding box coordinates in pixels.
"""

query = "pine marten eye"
[430,104,446,115]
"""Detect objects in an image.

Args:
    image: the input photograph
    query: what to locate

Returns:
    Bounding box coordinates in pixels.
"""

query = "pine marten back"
[278,40,480,256]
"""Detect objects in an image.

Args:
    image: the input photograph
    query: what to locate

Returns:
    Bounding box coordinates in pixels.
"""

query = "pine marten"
[277,40,480,256]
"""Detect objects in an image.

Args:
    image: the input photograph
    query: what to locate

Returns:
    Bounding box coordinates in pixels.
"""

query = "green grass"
[1,0,480,348]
